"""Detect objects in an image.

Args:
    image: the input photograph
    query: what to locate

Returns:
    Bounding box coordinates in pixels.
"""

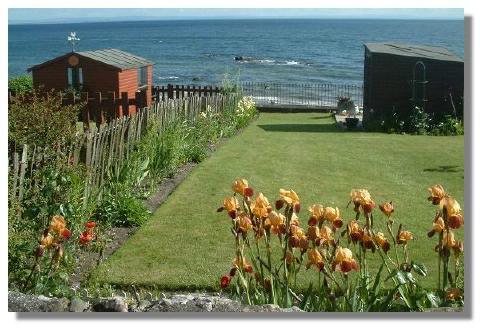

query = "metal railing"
[241,82,363,109]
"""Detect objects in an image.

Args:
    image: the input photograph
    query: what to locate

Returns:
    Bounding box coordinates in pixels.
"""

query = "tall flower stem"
[442,206,450,291]
[282,206,293,304]
[387,222,400,268]
[437,233,442,291]
[264,234,275,304]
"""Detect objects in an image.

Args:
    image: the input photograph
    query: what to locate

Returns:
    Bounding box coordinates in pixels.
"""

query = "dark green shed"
[363,42,464,125]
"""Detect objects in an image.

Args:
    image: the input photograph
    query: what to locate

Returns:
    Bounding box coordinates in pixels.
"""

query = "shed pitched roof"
[364,43,463,63]
[28,48,154,72]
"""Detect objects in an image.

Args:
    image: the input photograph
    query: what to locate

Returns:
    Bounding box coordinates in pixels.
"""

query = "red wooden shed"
[27,48,154,119]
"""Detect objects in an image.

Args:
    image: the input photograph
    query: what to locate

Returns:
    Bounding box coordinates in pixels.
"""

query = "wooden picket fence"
[8,93,240,207]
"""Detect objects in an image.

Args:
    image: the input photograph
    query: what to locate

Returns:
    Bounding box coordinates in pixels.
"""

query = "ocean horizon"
[8,18,464,86]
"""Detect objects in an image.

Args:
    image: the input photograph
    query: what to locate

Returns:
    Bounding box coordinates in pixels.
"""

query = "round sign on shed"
[68,55,79,66]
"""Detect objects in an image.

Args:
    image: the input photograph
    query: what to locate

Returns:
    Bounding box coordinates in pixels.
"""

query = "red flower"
[447,215,464,229]
[61,229,72,240]
[294,203,301,213]
[220,275,231,288]
[79,231,93,245]
[86,221,96,229]
[308,216,318,226]
[275,199,284,210]
[362,201,376,214]
[228,210,237,220]
[244,187,254,198]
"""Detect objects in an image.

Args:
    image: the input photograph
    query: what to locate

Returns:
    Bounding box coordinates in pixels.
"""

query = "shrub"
[405,106,431,134]
[8,90,81,149]
[432,116,464,136]
[367,105,463,136]
[9,75,33,94]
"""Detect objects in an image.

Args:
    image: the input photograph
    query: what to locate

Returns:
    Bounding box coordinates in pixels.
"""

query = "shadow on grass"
[257,123,340,133]
[310,115,335,120]
[424,165,461,173]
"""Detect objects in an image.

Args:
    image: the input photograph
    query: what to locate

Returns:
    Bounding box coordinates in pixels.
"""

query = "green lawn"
[92,112,464,290]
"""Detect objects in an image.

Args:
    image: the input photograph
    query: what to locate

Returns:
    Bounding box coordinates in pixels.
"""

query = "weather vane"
[67,32,80,52]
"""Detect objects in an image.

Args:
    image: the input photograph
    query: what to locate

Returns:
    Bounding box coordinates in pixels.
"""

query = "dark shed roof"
[28,48,154,72]
[365,42,463,63]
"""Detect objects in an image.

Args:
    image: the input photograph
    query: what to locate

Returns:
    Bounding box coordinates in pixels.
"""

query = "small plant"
[337,96,355,116]
[221,70,242,95]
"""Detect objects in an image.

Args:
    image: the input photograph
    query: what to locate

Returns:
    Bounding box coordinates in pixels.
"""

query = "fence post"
[18,145,28,203]
[11,152,20,199]
[175,85,180,99]
[167,84,174,99]
[96,92,103,124]
[107,92,116,121]
[81,92,90,126]
[121,92,129,117]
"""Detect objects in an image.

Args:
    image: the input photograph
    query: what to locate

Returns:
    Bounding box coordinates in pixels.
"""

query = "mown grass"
[92,112,464,290]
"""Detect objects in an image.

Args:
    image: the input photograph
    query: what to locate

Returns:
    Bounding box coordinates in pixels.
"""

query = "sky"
[8,8,464,24]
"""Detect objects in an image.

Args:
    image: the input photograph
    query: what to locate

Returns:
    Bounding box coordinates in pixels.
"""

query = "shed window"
[138,66,148,87]
[67,67,83,90]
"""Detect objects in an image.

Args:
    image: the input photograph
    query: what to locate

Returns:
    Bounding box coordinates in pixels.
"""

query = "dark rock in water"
[234,56,255,62]
[192,76,202,82]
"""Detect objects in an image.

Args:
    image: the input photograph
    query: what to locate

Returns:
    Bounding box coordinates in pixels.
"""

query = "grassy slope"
[92,113,464,290]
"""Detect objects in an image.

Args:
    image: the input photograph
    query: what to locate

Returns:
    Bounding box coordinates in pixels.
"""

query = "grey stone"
[8,291,68,312]
[48,297,70,312]
[93,297,129,312]
[136,300,152,312]
[69,297,90,312]
[8,290,305,313]
[424,307,464,312]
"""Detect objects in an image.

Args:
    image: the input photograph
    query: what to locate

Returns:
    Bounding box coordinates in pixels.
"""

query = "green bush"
[432,116,464,136]
[96,184,150,227]
[9,75,33,94]
[405,106,431,135]
[8,90,81,148]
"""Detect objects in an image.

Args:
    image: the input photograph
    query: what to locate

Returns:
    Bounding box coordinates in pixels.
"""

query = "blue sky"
[8,8,464,24]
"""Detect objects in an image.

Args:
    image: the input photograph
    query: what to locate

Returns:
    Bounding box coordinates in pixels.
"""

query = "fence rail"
[152,82,364,109]
[240,82,364,109]
[9,94,240,206]
[152,84,223,101]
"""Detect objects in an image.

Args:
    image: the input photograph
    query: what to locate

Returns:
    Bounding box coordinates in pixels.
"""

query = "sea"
[8,19,464,86]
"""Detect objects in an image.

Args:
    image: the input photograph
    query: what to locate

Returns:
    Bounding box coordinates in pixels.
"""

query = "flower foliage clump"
[21,215,102,296]
[217,179,464,311]
[426,184,464,302]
